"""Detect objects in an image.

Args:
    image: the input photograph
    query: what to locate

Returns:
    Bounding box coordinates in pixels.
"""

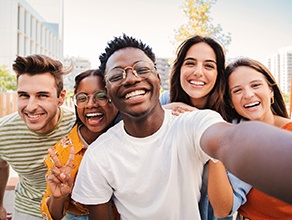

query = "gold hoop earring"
[271,97,274,104]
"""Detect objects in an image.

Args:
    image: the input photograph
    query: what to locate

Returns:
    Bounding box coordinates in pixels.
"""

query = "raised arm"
[0,159,9,220]
[201,121,292,204]
[41,145,75,220]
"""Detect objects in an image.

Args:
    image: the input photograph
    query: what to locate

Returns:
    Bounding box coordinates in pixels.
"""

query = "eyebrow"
[230,85,240,91]
[183,57,217,64]
[230,79,264,91]
[17,91,51,95]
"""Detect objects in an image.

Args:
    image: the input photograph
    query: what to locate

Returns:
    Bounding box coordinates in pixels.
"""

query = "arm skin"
[208,161,233,218]
[88,202,113,220]
[0,160,9,220]
[201,120,292,204]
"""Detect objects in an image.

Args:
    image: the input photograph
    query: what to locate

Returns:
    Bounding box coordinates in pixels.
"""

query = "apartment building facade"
[0,0,64,73]
[267,46,292,94]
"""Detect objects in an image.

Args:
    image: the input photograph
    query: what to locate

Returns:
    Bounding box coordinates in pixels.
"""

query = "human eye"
[135,66,151,75]
[93,91,107,100]
[109,73,123,82]
[38,92,49,98]
[76,94,87,102]
[231,88,242,94]
[205,62,216,70]
[18,92,29,98]
[109,69,124,82]
[251,82,262,89]
[183,60,196,67]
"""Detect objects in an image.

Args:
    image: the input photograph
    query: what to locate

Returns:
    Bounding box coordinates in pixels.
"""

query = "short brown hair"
[13,54,73,96]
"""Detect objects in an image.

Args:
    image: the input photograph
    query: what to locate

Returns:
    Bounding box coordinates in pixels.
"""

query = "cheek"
[180,68,189,87]
[76,108,86,123]
[17,99,25,109]
[207,71,218,85]
[180,67,189,79]
[231,95,242,110]
[103,105,118,121]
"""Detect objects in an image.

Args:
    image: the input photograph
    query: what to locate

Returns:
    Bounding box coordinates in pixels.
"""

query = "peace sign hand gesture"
[46,144,75,199]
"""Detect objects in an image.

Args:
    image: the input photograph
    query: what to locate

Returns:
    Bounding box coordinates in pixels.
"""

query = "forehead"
[185,42,216,60]
[229,66,267,84]
[17,72,57,93]
[76,75,105,92]
[106,47,152,69]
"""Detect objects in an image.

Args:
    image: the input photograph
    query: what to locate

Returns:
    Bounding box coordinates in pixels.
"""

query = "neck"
[122,104,164,138]
[79,125,100,144]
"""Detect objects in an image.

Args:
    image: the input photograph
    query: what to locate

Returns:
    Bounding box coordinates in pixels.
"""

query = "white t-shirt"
[72,109,224,220]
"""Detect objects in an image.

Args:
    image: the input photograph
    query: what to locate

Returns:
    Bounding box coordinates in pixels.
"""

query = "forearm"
[47,195,68,220]
[0,161,9,207]
[202,121,292,204]
[208,161,233,218]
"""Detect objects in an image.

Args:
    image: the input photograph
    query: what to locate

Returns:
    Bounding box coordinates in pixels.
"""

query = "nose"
[243,88,254,99]
[26,97,38,111]
[123,68,141,84]
[86,95,97,108]
[193,64,203,77]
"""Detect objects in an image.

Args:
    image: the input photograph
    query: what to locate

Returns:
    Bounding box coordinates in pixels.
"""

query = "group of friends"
[0,33,292,220]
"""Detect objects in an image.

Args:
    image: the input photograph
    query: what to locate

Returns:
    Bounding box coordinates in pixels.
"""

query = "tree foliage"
[174,0,231,52]
[0,65,17,92]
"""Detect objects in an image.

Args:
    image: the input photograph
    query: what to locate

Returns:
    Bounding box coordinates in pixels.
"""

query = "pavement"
[4,168,18,216]
[4,177,17,215]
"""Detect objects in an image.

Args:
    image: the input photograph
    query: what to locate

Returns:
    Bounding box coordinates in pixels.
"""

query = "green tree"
[0,65,17,92]
[174,0,231,51]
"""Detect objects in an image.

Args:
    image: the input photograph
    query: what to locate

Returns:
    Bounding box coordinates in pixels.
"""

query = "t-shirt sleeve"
[189,110,224,163]
[71,146,113,205]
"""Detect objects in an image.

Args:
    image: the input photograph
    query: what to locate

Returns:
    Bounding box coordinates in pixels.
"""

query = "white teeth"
[244,102,260,108]
[28,114,41,118]
[86,113,102,117]
[190,80,204,86]
[125,90,145,99]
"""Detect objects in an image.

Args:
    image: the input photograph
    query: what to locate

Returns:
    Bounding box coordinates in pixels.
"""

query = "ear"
[104,85,112,102]
[270,87,274,98]
[157,73,161,86]
[58,89,66,106]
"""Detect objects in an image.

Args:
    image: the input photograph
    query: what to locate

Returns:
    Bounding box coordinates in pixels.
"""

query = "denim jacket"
[199,163,252,220]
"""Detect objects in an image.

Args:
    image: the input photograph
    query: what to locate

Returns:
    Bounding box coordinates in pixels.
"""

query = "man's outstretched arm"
[201,121,292,204]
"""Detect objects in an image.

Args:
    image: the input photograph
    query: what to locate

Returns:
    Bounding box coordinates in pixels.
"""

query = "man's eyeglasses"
[72,91,108,108]
[105,60,156,86]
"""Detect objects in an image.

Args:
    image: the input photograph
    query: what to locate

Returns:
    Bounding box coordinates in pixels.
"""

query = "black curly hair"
[99,33,156,75]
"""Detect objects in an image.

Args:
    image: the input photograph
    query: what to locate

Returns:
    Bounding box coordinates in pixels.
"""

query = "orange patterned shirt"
[40,124,88,219]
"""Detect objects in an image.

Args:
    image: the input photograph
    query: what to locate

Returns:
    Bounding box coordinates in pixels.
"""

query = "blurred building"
[63,56,91,91]
[267,46,292,94]
[0,0,64,73]
[156,57,171,91]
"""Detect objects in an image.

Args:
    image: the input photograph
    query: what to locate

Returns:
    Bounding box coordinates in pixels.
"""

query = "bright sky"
[63,0,292,68]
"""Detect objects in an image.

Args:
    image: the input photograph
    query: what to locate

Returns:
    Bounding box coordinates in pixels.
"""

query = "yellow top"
[40,124,88,220]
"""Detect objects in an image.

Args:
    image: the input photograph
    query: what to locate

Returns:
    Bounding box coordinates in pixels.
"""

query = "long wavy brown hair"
[170,35,227,119]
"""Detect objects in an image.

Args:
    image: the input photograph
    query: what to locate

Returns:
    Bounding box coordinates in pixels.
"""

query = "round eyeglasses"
[105,60,156,86]
[72,91,108,108]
